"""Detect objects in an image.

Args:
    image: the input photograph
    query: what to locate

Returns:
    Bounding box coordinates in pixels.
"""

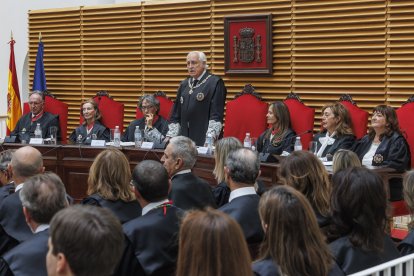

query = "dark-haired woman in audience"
[327,167,400,274]
[176,208,252,276]
[313,102,355,159]
[253,186,344,276]
[212,137,243,207]
[69,99,110,144]
[122,94,169,143]
[353,105,410,201]
[280,151,331,229]
[398,170,414,255]
[332,149,361,174]
[0,150,14,203]
[256,101,296,162]
[82,148,141,223]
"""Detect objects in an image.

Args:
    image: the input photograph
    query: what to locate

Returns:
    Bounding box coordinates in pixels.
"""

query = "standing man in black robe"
[166,51,227,146]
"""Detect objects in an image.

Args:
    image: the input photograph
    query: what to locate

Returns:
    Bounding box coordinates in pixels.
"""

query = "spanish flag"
[6,35,22,134]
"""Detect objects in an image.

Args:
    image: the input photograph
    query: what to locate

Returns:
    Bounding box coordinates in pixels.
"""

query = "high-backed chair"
[136,91,174,120]
[223,84,268,143]
[339,94,369,139]
[283,93,314,150]
[92,91,124,133]
[23,92,68,143]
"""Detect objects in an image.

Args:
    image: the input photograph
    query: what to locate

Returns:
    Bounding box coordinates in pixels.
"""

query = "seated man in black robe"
[161,136,216,210]
[0,173,68,276]
[10,91,60,143]
[218,148,264,259]
[115,160,182,276]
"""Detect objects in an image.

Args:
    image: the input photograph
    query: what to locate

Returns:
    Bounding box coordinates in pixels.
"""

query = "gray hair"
[187,51,209,69]
[0,149,14,171]
[138,94,160,115]
[225,148,260,185]
[20,172,68,224]
[170,136,197,169]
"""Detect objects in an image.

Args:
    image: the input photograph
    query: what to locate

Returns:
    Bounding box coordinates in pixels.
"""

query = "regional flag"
[32,34,47,91]
[6,36,22,134]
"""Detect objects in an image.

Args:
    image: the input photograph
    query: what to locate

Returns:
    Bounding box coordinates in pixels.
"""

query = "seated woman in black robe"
[279,151,331,230]
[353,105,411,201]
[327,167,400,274]
[253,186,344,276]
[256,101,296,162]
[398,170,414,255]
[313,102,355,160]
[122,94,169,143]
[82,148,141,224]
[69,99,110,144]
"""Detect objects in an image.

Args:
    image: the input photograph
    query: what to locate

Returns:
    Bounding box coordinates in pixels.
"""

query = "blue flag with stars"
[32,40,47,91]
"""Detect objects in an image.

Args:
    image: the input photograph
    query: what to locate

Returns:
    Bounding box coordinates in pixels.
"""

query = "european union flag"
[32,40,47,91]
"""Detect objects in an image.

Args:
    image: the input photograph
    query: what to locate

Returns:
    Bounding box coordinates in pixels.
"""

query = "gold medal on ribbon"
[196,92,204,101]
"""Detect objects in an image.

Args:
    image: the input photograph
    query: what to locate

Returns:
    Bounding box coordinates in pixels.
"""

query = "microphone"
[42,144,64,156]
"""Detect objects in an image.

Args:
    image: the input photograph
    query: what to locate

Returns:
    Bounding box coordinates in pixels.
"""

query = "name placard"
[197,147,209,155]
[29,138,44,145]
[141,142,154,149]
[91,140,106,147]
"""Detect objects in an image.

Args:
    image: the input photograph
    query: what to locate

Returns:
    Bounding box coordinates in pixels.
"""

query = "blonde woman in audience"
[82,148,141,223]
[332,149,361,174]
[398,170,414,255]
[176,208,252,276]
[212,137,243,207]
[253,186,344,276]
[279,151,331,229]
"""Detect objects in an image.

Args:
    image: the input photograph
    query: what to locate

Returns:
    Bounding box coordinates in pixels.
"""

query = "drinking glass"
[309,141,318,155]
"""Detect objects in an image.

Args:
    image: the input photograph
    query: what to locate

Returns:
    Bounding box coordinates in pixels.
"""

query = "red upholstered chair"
[339,94,369,139]
[136,91,174,120]
[283,93,314,150]
[223,84,268,142]
[397,95,414,169]
[91,91,124,133]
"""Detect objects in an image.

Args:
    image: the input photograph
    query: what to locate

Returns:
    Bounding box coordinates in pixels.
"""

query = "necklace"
[188,75,212,95]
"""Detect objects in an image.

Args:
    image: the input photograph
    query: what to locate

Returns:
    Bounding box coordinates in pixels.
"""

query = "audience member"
[256,101,296,162]
[116,160,182,276]
[219,148,264,258]
[161,136,216,210]
[253,186,344,276]
[0,146,44,255]
[122,94,169,143]
[166,51,227,146]
[313,102,355,159]
[212,137,242,207]
[46,205,123,276]
[327,167,400,274]
[82,148,141,223]
[353,105,411,201]
[176,208,252,276]
[398,170,414,255]
[69,99,110,144]
[11,91,60,143]
[0,173,68,275]
[332,149,361,174]
[280,151,331,229]
[0,150,15,203]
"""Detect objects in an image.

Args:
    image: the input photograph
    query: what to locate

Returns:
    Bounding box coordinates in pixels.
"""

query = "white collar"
[172,169,192,179]
[229,187,257,202]
[35,224,49,234]
[142,199,170,216]
[15,183,24,192]
[194,70,207,81]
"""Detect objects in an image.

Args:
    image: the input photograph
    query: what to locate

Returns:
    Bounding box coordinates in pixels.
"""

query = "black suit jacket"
[398,230,414,256]
[169,172,216,210]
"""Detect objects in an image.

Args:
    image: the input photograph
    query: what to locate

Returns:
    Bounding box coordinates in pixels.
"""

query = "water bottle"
[134,126,142,148]
[34,123,42,139]
[114,126,121,147]
[204,134,213,154]
[244,132,252,148]
[294,136,302,151]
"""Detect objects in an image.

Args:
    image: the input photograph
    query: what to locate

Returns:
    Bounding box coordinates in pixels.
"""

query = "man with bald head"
[0,146,44,255]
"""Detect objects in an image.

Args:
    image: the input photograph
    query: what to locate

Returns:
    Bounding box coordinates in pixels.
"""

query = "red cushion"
[136,95,174,120]
[93,96,124,133]
[397,102,414,168]
[392,200,410,217]
[391,228,409,240]
[224,94,268,142]
[283,98,314,150]
[340,101,369,139]
[23,103,30,115]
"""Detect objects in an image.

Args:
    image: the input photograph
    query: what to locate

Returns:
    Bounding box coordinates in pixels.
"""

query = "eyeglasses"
[141,105,154,111]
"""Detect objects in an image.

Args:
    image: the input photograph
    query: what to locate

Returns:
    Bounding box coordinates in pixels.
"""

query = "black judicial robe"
[252,257,345,276]
[212,182,230,208]
[115,205,182,276]
[313,131,355,158]
[0,229,49,276]
[219,194,264,251]
[69,121,110,144]
[0,184,14,205]
[398,230,414,256]
[0,191,32,256]
[10,112,60,142]
[122,116,169,143]
[329,234,400,275]
[169,172,216,210]
[169,71,227,146]
[256,129,296,155]
[82,194,142,224]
